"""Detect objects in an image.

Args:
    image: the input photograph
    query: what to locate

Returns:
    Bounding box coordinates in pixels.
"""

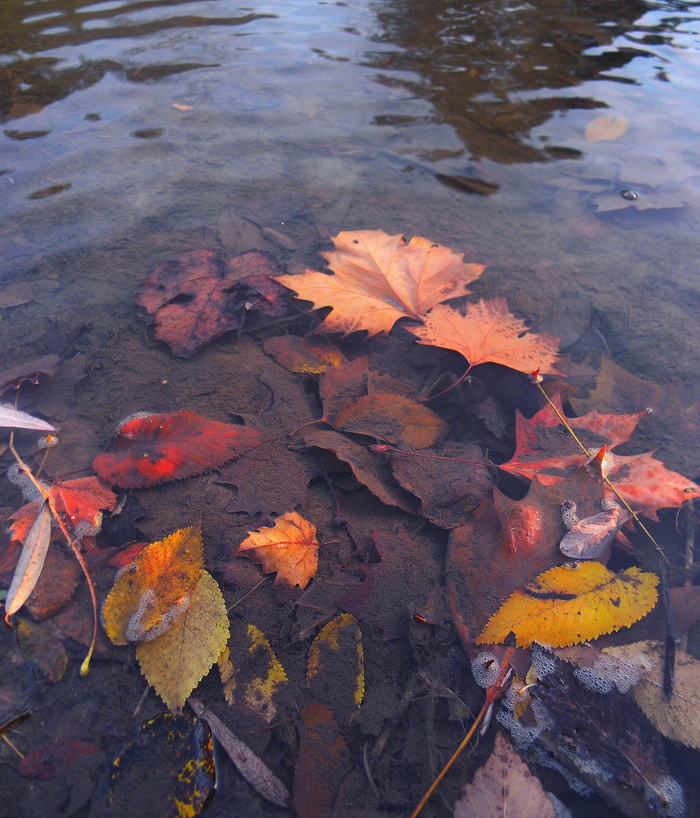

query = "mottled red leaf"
[92,411,262,488]
[49,476,118,537]
[18,740,103,779]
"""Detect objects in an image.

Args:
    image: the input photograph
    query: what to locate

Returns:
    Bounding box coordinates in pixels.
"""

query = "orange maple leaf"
[235,512,319,591]
[275,230,484,336]
[409,299,563,377]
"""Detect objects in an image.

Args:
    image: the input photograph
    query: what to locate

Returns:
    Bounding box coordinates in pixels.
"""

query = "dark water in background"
[2,0,700,381]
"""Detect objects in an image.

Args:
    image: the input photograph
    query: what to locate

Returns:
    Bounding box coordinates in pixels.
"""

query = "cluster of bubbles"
[574,651,652,695]
[7,463,49,504]
[124,588,191,642]
[115,412,155,439]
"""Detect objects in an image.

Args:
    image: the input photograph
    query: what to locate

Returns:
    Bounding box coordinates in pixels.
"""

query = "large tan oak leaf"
[410,299,563,376]
[275,230,484,336]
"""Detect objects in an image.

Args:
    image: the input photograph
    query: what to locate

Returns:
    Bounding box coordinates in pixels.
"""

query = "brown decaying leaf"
[409,299,563,376]
[453,732,556,818]
[17,619,68,683]
[307,614,364,722]
[262,335,344,374]
[235,511,319,592]
[0,354,59,394]
[276,229,484,336]
[585,115,629,142]
[559,504,631,559]
[137,249,287,357]
[189,698,291,807]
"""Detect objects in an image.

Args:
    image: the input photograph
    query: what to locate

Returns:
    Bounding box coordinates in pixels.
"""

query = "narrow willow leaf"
[0,405,56,431]
[5,501,53,619]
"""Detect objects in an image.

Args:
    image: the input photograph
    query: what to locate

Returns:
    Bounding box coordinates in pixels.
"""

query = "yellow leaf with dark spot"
[220,624,288,722]
[137,571,229,713]
[477,561,658,648]
[335,393,447,449]
[102,527,204,645]
[307,614,364,718]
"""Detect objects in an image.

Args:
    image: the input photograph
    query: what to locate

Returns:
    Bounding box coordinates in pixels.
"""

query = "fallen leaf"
[220,623,288,722]
[4,501,52,620]
[93,410,261,488]
[106,712,214,816]
[585,115,629,142]
[0,404,55,432]
[24,543,82,621]
[628,644,700,749]
[263,335,344,374]
[293,703,353,818]
[18,740,103,779]
[235,512,319,592]
[307,614,364,721]
[102,527,204,645]
[189,698,290,807]
[477,561,659,648]
[559,504,631,559]
[137,249,287,357]
[276,229,484,336]
[137,570,229,712]
[334,392,447,449]
[16,619,68,682]
[0,281,33,309]
[453,731,556,818]
[0,354,59,394]
[409,300,563,376]
[48,476,118,537]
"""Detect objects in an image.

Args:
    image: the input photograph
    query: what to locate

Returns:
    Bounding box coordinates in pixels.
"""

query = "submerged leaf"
[5,501,52,621]
[307,614,364,720]
[477,561,659,648]
[93,411,261,488]
[409,300,562,376]
[137,571,229,713]
[276,229,484,336]
[585,115,629,142]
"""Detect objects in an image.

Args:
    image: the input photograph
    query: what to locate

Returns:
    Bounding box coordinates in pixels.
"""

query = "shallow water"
[2,1,700,816]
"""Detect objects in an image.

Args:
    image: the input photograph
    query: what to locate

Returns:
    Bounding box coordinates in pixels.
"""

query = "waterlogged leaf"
[409,300,563,376]
[629,644,700,749]
[262,335,344,374]
[48,476,117,537]
[585,115,629,142]
[106,712,214,816]
[93,411,261,488]
[189,697,291,807]
[276,229,484,336]
[0,404,55,431]
[136,249,287,357]
[4,501,52,620]
[220,624,288,722]
[477,562,659,648]
[307,614,364,720]
[334,393,447,449]
[137,571,229,713]
[102,527,204,645]
[453,732,556,818]
[559,504,632,559]
[16,619,68,682]
[235,511,319,592]
[19,740,103,779]
[0,354,59,394]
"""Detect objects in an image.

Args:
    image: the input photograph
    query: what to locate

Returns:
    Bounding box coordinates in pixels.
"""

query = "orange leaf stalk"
[410,648,514,818]
[7,435,99,676]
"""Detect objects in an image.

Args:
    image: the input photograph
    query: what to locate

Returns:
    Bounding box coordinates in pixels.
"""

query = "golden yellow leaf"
[102,527,204,645]
[585,115,629,142]
[410,300,562,376]
[262,335,344,374]
[477,562,659,648]
[334,393,447,449]
[307,613,364,719]
[137,570,229,713]
[275,230,484,337]
[235,512,319,591]
[220,624,288,722]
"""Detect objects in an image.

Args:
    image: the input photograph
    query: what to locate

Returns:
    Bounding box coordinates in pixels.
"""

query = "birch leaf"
[137,570,229,713]
[477,561,659,648]
[4,500,52,621]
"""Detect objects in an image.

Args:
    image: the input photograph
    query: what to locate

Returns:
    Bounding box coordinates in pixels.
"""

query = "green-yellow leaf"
[477,561,659,648]
[137,570,229,713]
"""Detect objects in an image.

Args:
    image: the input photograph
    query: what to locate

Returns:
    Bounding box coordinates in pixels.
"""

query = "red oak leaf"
[92,411,262,488]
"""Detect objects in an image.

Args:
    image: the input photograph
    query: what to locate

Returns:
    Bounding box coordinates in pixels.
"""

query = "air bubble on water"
[7,463,48,502]
[496,703,543,748]
[37,434,59,449]
[140,595,190,642]
[644,775,685,818]
[531,746,593,797]
[531,643,557,680]
[116,412,155,437]
[471,651,500,688]
[73,513,103,539]
[575,652,652,694]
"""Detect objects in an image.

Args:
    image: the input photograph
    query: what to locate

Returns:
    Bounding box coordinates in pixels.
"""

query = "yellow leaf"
[137,571,229,713]
[235,512,319,591]
[585,115,629,142]
[334,393,447,449]
[220,624,288,722]
[275,230,484,337]
[102,527,204,645]
[307,613,364,719]
[477,562,659,648]
[262,335,344,374]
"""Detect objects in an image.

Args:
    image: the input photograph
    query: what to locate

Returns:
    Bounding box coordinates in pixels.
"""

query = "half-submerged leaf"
[93,411,261,488]
[275,230,484,336]
[477,561,659,648]
[137,570,229,713]
[409,300,563,376]
[5,500,52,621]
